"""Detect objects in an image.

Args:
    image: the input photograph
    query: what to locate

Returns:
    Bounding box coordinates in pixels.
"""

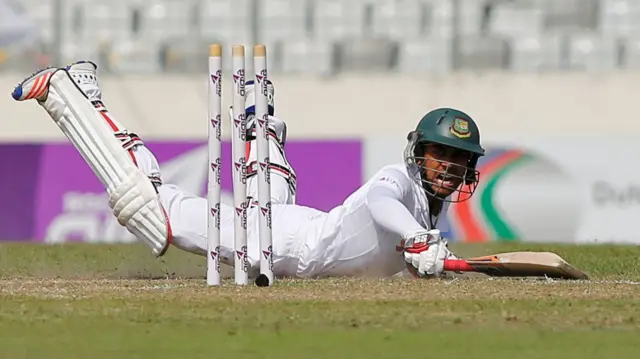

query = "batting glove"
[402,229,455,278]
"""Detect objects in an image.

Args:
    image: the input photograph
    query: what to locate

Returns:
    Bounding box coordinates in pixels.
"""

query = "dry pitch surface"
[0,242,639,359]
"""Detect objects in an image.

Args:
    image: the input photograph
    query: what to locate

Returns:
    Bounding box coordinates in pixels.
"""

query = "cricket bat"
[443,252,589,280]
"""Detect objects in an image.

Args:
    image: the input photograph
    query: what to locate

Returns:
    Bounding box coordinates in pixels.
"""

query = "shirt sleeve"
[365,168,427,239]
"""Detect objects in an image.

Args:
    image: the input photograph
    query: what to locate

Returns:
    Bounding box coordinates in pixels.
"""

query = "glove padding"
[402,229,456,278]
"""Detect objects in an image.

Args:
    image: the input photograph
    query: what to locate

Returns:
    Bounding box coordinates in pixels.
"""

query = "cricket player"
[11,61,485,279]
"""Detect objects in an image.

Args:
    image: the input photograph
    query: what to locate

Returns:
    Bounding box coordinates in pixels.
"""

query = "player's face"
[422,143,471,198]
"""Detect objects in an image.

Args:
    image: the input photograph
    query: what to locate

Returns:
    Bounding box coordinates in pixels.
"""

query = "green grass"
[0,242,639,359]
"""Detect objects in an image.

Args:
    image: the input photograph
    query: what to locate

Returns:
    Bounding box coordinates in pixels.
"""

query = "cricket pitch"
[0,242,639,359]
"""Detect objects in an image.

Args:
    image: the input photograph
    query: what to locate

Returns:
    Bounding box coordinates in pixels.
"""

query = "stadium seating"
[7,0,640,74]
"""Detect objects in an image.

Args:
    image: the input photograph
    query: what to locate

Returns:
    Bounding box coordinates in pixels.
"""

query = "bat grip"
[443,259,474,272]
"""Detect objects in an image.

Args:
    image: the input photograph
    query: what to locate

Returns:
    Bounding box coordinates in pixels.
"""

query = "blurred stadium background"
[1,0,639,245]
[1,0,635,74]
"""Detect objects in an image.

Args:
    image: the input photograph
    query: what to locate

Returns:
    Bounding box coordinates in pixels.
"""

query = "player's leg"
[12,62,242,262]
[241,79,297,205]
[155,81,301,269]
[58,62,243,263]
[159,107,299,264]
[11,62,171,256]
[245,115,297,206]
[59,62,216,257]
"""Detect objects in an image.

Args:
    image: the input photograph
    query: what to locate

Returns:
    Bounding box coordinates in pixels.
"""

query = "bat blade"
[444,251,589,280]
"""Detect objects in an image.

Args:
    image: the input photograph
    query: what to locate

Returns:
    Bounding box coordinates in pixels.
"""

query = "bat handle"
[443,259,474,272]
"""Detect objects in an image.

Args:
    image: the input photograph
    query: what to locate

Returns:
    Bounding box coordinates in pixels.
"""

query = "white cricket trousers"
[130,142,317,277]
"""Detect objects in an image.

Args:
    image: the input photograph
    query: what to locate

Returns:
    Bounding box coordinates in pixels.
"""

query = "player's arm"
[365,169,426,238]
[365,168,451,278]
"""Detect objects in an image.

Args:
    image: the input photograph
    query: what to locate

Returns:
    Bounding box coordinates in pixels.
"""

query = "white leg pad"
[42,69,170,256]
[108,170,171,256]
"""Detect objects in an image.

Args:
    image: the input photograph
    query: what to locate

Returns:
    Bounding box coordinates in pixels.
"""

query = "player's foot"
[244,79,286,145]
[11,67,59,102]
[230,78,285,145]
[65,60,102,101]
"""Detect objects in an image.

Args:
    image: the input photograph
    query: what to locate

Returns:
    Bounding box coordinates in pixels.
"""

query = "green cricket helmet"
[403,108,485,203]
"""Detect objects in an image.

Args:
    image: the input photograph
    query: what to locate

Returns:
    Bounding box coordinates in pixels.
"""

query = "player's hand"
[401,229,454,278]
